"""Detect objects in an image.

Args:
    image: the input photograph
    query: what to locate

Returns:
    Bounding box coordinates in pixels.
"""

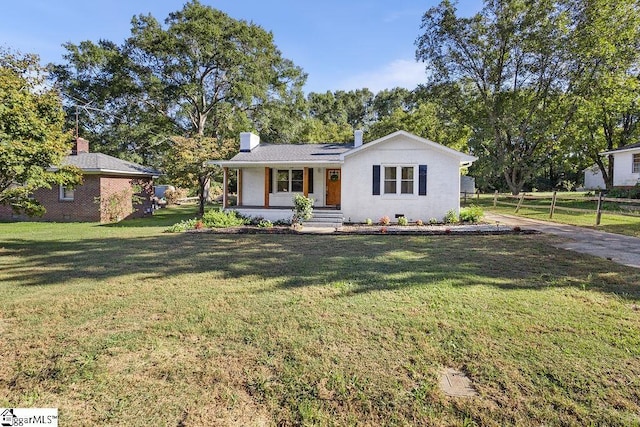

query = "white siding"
[612,150,640,186]
[240,167,325,207]
[241,168,265,206]
[341,135,462,223]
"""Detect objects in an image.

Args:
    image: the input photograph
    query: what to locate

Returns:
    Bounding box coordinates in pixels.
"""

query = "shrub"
[365,218,373,226]
[292,194,314,225]
[165,218,198,233]
[379,215,391,225]
[397,216,408,226]
[443,209,459,224]
[257,219,273,228]
[459,205,484,223]
[202,209,247,228]
[164,188,189,205]
[380,226,387,233]
[416,219,424,226]
[428,217,438,225]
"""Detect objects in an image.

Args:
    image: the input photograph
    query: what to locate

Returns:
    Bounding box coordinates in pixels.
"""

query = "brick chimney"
[72,137,89,155]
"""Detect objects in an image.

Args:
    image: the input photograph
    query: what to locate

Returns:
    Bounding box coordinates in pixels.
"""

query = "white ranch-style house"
[212,130,477,224]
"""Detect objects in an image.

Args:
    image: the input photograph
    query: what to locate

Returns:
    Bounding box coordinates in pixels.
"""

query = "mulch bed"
[187,224,538,235]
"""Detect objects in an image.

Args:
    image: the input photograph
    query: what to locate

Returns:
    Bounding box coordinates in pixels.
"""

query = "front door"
[326,169,341,206]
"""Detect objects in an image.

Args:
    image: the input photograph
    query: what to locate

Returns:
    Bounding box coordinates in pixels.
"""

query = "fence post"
[595,191,603,226]
[493,190,498,207]
[549,191,557,219]
[515,192,525,213]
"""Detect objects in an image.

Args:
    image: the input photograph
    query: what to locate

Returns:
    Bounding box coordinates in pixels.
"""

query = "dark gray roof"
[609,142,640,152]
[230,143,354,163]
[58,153,160,176]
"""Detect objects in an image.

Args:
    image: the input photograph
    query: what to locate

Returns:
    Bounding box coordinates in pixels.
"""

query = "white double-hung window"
[384,166,415,195]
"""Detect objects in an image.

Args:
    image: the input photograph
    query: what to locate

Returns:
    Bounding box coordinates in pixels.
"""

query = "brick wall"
[99,176,153,222]
[0,175,154,223]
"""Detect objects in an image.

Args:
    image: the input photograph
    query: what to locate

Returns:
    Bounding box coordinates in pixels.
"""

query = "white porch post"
[223,167,229,208]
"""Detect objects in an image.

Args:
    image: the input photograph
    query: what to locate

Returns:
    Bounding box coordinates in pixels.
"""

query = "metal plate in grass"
[440,367,477,397]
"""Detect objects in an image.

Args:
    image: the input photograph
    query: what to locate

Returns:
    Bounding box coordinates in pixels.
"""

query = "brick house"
[0,138,161,223]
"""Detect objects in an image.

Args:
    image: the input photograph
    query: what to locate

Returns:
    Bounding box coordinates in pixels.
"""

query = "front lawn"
[0,208,639,425]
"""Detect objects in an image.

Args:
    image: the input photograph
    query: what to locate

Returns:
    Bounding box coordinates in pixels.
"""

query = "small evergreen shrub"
[459,205,484,223]
[443,209,459,224]
[428,217,438,225]
[365,218,373,226]
[397,216,408,226]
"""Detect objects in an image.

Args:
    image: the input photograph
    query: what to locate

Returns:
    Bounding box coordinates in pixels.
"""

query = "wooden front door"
[326,169,341,206]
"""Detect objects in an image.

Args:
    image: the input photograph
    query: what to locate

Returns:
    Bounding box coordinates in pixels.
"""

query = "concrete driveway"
[484,212,640,269]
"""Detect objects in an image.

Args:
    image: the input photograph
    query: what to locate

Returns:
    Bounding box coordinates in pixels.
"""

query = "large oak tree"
[52,1,306,214]
[416,0,570,194]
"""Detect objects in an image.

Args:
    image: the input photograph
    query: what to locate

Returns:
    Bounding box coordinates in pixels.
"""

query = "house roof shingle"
[57,153,161,176]
[229,143,354,163]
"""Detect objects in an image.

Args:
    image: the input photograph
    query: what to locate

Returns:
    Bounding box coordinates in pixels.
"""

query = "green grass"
[468,194,640,238]
[1,206,639,425]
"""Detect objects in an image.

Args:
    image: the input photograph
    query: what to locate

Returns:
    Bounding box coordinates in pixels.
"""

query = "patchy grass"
[0,207,639,425]
[470,194,640,238]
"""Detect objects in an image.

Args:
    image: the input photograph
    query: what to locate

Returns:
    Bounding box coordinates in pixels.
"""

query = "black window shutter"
[268,168,273,193]
[308,168,314,193]
[373,165,380,195]
[418,165,427,196]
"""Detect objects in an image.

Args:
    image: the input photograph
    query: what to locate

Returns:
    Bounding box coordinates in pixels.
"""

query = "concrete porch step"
[305,210,343,227]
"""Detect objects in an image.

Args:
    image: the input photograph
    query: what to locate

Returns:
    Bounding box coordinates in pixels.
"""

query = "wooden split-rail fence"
[490,191,640,225]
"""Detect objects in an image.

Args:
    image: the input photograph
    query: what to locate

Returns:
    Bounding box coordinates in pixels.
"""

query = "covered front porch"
[220,165,342,211]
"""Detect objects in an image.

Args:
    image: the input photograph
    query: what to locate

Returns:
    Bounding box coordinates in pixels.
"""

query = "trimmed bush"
[397,216,408,226]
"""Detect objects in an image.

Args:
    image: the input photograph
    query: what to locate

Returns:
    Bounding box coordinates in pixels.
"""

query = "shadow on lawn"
[1,233,639,299]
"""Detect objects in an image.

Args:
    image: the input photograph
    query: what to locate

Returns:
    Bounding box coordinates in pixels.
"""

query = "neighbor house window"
[276,169,312,192]
[59,185,74,201]
[384,166,414,194]
[634,153,640,173]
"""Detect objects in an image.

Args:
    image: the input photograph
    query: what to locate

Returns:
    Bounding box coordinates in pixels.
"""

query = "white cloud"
[337,59,426,93]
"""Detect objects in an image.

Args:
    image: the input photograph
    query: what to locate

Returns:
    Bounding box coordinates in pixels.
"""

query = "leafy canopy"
[0,50,80,216]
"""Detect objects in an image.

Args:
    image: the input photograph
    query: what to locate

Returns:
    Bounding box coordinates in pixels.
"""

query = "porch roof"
[212,143,353,167]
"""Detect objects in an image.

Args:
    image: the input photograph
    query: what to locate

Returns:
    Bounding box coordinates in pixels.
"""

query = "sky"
[0,0,481,94]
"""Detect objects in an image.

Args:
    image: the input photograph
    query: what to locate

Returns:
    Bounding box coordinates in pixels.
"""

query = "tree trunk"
[504,168,526,195]
[198,176,208,217]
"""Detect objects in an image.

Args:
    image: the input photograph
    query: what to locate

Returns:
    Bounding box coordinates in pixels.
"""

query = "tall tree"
[563,0,640,188]
[416,0,570,194]
[52,1,306,214]
[0,50,80,216]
